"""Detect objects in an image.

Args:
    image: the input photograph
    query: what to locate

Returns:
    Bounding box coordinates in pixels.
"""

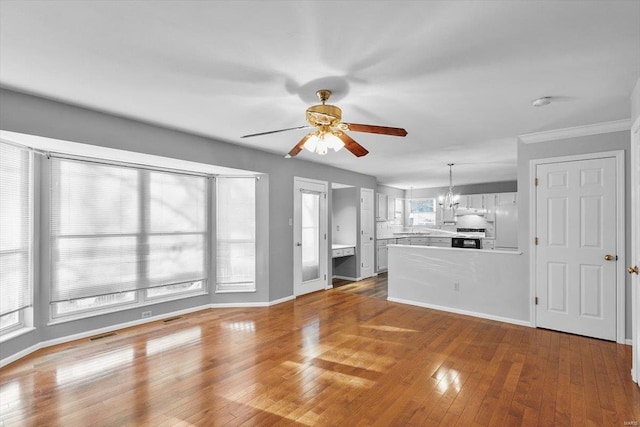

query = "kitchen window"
[49,156,208,319]
[409,198,436,227]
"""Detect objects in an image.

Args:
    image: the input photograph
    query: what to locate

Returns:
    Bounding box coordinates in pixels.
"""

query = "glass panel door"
[301,191,320,282]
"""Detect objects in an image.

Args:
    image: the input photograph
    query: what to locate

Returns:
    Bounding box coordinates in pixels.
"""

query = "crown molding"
[519,119,631,144]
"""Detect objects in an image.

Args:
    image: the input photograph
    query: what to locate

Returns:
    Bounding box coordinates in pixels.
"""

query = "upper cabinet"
[456,194,485,213]
[497,192,517,205]
[376,193,388,221]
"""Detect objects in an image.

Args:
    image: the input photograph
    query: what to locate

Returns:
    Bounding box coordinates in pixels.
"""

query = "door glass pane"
[301,192,320,282]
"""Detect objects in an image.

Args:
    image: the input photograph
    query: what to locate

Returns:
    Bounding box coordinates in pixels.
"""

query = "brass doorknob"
[604,254,615,261]
[629,266,639,275]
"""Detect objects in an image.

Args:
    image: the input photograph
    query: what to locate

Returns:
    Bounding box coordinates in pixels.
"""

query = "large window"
[50,157,208,318]
[216,177,256,292]
[409,198,436,227]
[0,142,33,336]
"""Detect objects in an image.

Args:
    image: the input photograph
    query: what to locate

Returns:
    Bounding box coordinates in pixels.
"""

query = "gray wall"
[517,130,632,339]
[0,88,377,361]
[376,184,405,199]
[632,77,640,124]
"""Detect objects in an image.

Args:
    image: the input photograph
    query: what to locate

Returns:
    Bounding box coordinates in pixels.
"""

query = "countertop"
[377,233,468,239]
[332,244,356,250]
[388,244,521,255]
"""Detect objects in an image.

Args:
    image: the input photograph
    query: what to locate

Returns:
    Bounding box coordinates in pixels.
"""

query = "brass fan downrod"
[316,89,332,104]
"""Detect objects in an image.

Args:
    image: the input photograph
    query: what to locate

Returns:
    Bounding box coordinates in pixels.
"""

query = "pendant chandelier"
[439,163,459,223]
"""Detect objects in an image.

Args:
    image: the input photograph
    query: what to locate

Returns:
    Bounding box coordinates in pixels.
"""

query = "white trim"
[293,177,330,296]
[529,150,626,344]
[210,295,295,308]
[630,116,640,384]
[519,119,631,144]
[332,275,359,281]
[0,304,211,368]
[268,295,296,306]
[387,297,533,328]
[0,297,297,368]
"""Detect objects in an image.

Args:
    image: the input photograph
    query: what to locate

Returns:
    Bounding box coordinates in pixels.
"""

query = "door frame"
[631,118,640,383]
[529,150,626,343]
[293,176,328,296]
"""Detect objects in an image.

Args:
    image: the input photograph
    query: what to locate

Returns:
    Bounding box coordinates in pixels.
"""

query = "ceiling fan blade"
[287,133,313,157]
[241,125,311,138]
[343,123,408,137]
[335,131,369,157]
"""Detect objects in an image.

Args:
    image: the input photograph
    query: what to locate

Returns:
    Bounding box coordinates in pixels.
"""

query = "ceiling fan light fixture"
[303,131,345,155]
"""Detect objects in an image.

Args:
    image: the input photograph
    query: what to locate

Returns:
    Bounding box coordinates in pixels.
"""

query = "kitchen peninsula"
[387,243,529,326]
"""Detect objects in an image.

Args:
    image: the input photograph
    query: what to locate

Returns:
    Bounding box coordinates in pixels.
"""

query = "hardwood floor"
[1,290,639,426]
[332,273,388,300]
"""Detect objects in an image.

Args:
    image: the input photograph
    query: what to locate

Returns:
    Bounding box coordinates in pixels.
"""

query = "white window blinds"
[0,142,32,317]
[216,177,256,292]
[50,157,207,302]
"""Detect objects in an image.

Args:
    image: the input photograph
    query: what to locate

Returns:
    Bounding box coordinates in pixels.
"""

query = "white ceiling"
[1,1,638,188]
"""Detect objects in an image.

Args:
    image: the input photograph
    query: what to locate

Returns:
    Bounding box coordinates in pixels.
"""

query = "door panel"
[294,178,327,296]
[536,157,617,340]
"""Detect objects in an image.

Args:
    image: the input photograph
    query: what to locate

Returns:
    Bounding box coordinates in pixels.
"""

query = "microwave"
[451,237,482,249]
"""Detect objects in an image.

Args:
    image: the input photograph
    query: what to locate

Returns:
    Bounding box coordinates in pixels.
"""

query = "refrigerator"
[494,199,518,250]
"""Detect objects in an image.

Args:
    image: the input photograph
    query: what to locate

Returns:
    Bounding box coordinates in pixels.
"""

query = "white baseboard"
[626,338,633,346]
[268,295,295,306]
[1,304,212,368]
[1,342,42,369]
[332,275,358,281]
[387,297,533,328]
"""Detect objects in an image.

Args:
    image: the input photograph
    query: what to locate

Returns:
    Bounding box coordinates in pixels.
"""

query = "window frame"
[0,142,34,340]
[215,176,257,293]
[408,197,437,228]
[48,155,211,321]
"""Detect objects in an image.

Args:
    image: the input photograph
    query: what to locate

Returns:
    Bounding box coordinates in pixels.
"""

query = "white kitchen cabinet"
[484,193,497,223]
[410,237,429,246]
[457,194,484,213]
[376,193,388,221]
[497,192,517,205]
[427,237,452,247]
[376,239,394,272]
[394,198,404,222]
[467,194,484,211]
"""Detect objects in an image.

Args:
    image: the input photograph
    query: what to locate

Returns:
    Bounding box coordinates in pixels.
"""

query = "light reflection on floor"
[56,348,134,385]
[434,368,461,393]
[360,324,421,333]
[220,320,256,332]
[0,381,21,413]
[146,326,202,355]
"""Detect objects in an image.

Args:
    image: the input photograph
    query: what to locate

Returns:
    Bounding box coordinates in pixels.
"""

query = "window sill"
[47,290,208,326]
[0,326,36,344]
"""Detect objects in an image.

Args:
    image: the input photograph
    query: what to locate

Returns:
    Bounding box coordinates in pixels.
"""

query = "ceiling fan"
[241,90,408,157]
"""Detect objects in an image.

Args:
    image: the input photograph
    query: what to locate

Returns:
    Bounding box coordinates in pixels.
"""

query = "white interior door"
[535,156,618,341]
[293,178,328,296]
[360,188,374,279]
[631,121,640,384]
